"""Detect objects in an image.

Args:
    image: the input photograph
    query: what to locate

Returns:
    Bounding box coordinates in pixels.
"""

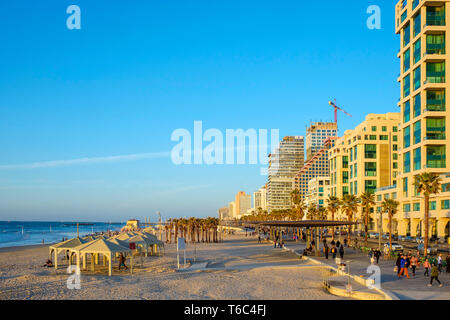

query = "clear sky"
[0,0,400,222]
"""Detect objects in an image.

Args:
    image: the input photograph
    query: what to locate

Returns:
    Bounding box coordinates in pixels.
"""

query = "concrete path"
[282,239,450,300]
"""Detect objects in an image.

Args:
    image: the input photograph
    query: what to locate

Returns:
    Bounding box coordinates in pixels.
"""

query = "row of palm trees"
[164,217,220,244]
[241,172,442,254]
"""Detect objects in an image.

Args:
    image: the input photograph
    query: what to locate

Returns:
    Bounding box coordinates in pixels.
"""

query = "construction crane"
[329,99,352,124]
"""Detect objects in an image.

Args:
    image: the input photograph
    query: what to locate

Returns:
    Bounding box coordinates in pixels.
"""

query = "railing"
[426,12,445,26]
[375,185,397,193]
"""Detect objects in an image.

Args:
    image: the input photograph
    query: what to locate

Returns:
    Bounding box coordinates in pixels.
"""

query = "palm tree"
[382,198,400,252]
[326,196,341,240]
[414,172,442,254]
[360,192,376,247]
[341,194,359,246]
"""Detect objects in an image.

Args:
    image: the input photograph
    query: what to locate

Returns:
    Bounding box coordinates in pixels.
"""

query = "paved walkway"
[282,239,450,300]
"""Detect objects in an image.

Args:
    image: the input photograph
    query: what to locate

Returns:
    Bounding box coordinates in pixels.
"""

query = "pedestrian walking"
[398,255,410,279]
[437,254,443,273]
[423,258,431,276]
[344,238,348,247]
[339,244,344,259]
[374,248,381,264]
[395,254,402,276]
[410,255,418,277]
[324,245,329,259]
[331,246,337,259]
[428,263,443,287]
[446,254,450,273]
[336,240,340,248]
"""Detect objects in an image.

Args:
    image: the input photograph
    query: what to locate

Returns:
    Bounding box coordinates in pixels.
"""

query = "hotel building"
[378,0,450,239]
[304,176,332,210]
[267,136,304,211]
[329,113,401,227]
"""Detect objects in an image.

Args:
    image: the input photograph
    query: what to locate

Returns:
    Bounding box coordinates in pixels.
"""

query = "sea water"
[0,221,123,248]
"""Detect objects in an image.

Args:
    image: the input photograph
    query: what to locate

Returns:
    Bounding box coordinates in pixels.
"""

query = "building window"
[354,146,358,159]
[426,33,446,55]
[404,49,411,72]
[426,89,446,111]
[365,162,377,177]
[404,151,411,173]
[413,13,421,37]
[413,94,421,117]
[404,125,411,148]
[403,100,410,122]
[413,40,421,64]
[404,204,411,213]
[426,145,446,168]
[403,177,408,197]
[343,171,349,183]
[403,75,411,98]
[413,120,421,144]
[369,135,377,140]
[371,126,377,132]
[380,135,388,140]
[365,180,377,194]
[426,118,446,140]
[430,201,436,211]
[426,6,445,26]
[393,153,398,160]
[382,126,387,132]
[343,186,349,196]
[365,144,376,159]
[343,156,348,168]
[413,203,420,212]
[413,147,421,171]
[441,200,450,209]
[426,62,445,83]
[413,66,421,91]
[403,23,410,47]
[393,135,398,142]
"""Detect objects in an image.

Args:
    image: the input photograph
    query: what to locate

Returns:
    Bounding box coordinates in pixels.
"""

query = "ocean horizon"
[0,221,125,248]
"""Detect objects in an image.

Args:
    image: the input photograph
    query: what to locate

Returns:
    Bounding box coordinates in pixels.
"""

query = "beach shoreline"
[0,234,346,300]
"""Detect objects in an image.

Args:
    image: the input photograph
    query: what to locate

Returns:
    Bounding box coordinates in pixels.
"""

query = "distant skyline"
[0,1,400,221]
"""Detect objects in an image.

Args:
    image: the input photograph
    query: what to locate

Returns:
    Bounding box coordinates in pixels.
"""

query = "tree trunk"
[332,211,335,241]
[424,194,429,255]
[365,206,369,247]
[389,213,392,253]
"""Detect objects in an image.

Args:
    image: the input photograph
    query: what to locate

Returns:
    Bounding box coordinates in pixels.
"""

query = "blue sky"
[0,1,400,221]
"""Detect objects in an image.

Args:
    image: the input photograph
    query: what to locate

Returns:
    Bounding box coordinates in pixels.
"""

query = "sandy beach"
[0,234,346,300]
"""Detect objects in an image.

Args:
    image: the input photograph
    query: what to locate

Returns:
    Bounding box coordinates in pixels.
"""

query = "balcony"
[425,72,445,83]
[426,12,445,26]
[426,43,446,55]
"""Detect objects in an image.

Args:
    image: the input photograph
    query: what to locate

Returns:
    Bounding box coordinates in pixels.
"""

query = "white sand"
[0,235,347,300]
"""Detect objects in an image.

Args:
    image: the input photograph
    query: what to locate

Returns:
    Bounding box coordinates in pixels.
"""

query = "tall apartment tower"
[305,122,338,161]
[267,136,305,212]
[385,0,450,239]
[234,191,252,218]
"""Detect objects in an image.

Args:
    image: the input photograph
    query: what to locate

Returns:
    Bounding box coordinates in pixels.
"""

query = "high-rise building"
[228,201,235,219]
[267,136,304,211]
[253,185,268,211]
[294,137,337,200]
[234,191,252,218]
[329,113,400,198]
[329,113,401,229]
[305,122,338,161]
[376,1,450,239]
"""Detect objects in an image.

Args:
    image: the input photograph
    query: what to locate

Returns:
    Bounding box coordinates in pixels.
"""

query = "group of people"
[395,251,446,287]
[322,239,345,260]
[368,248,382,264]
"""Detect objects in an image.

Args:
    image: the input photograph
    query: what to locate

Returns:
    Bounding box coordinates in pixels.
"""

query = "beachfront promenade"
[281,239,450,300]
